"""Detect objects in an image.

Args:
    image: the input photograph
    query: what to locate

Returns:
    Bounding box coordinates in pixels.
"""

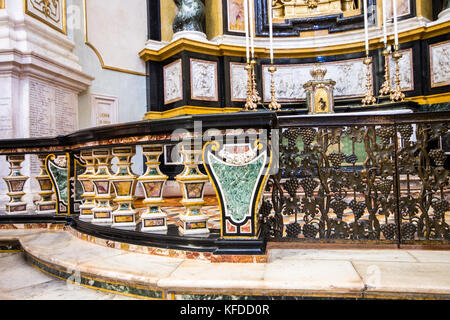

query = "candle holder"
[390,47,405,103]
[268,66,281,111]
[35,154,56,214]
[250,59,262,105]
[244,62,257,111]
[362,56,376,106]
[138,145,169,233]
[110,146,138,230]
[379,47,394,97]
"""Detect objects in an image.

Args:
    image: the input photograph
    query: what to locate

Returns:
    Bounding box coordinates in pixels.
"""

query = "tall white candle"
[244,0,250,62]
[392,0,399,47]
[382,0,387,47]
[249,0,255,58]
[268,0,273,63]
[363,0,369,55]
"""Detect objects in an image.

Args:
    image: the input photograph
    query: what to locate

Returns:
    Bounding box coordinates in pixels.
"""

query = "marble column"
[138,145,169,233]
[110,147,138,230]
[175,141,210,235]
[3,155,29,214]
[78,150,96,221]
[35,154,56,215]
[91,149,114,225]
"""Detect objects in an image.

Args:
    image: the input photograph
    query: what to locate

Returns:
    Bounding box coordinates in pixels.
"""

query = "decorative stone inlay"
[25,0,66,34]
[91,148,114,225]
[3,156,29,214]
[35,154,56,214]
[203,141,271,238]
[175,141,210,235]
[138,145,169,233]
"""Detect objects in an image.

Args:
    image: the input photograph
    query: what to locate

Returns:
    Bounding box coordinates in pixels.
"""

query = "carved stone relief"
[164,59,183,104]
[190,59,218,101]
[430,40,450,88]
[262,58,368,102]
[230,62,248,101]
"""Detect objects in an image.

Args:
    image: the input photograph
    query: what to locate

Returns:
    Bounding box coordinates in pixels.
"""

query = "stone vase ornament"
[91,148,114,225]
[137,145,169,233]
[3,155,29,214]
[35,154,56,214]
[110,147,138,230]
[172,0,206,41]
[175,141,210,235]
[78,150,96,221]
[203,139,272,238]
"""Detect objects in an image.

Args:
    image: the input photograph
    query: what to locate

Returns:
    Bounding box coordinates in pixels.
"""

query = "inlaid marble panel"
[262,58,369,102]
[230,62,247,101]
[388,48,414,91]
[386,0,410,18]
[25,0,66,34]
[190,59,218,101]
[430,40,450,88]
[163,59,183,104]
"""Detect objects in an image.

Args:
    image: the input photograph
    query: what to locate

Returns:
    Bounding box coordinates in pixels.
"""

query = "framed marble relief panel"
[388,48,414,91]
[164,59,183,105]
[190,59,218,101]
[25,0,67,34]
[430,40,450,88]
[227,0,245,33]
[230,62,248,101]
[262,58,370,102]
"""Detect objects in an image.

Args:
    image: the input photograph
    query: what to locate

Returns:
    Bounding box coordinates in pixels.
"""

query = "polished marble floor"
[0,252,136,300]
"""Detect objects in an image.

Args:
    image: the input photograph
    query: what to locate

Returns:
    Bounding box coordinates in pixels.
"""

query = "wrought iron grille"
[260,114,450,243]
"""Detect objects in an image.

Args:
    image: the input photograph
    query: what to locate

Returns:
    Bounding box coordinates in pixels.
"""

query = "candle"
[392,0,399,47]
[268,0,273,63]
[249,0,255,58]
[244,0,250,62]
[382,0,387,47]
[363,0,369,55]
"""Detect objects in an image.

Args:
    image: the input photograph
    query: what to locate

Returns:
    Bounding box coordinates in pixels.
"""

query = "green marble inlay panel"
[48,161,68,204]
[209,153,265,223]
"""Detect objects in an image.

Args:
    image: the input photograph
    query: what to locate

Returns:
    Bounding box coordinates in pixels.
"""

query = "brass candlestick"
[244,62,257,111]
[268,66,281,111]
[362,56,376,105]
[390,47,405,102]
[250,59,262,106]
[379,47,394,96]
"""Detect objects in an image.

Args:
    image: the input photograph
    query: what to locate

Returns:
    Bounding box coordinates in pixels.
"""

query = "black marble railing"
[0,107,448,251]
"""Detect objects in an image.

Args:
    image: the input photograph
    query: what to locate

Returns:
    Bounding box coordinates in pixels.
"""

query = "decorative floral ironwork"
[261,120,449,242]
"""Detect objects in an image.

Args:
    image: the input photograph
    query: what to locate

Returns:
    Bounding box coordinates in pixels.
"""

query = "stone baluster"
[110,146,138,230]
[91,148,114,225]
[175,141,210,235]
[3,155,29,214]
[35,154,56,215]
[78,150,96,221]
[137,145,168,233]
